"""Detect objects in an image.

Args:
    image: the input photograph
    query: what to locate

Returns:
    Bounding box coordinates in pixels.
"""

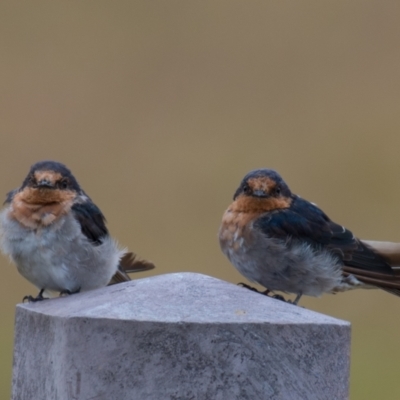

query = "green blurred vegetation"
[1,1,400,398]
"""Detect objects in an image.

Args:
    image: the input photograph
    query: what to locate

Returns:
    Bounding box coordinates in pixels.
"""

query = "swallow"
[0,160,155,302]
[219,169,400,304]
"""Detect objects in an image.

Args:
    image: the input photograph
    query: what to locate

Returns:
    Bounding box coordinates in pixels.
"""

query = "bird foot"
[237,282,262,293]
[237,283,288,302]
[23,289,47,303]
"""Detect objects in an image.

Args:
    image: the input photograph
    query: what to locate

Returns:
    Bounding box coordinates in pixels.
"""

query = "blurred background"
[1,1,400,398]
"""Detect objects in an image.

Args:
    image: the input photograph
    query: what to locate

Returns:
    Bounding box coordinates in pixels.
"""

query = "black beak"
[253,189,268,198]
[36,179,54,189]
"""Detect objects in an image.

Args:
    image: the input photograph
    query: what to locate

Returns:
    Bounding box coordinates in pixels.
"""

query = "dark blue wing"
[254,196,392,274]
[72,201,108,246]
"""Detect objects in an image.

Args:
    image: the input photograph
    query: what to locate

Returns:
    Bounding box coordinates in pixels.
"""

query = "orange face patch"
[247,176,276,194]
[13,187,75,205]
[9,188,76,229]
[229,195,291,215]
[34,170,63,186]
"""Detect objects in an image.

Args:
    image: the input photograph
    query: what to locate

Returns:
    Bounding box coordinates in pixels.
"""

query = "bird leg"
[281,293,303,305]
[292,293,302,305]
[23,288,47,303]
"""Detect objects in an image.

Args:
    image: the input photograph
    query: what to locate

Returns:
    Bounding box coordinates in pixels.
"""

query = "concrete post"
[12,273,350,400]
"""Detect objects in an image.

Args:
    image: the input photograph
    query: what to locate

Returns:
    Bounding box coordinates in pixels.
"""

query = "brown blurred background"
[1,1,400,398]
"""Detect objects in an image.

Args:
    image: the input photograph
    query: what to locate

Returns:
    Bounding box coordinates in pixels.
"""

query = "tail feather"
[343,240,400,297]
[108,252,156,285]
[343,266,400,290]
[362,240,400,266]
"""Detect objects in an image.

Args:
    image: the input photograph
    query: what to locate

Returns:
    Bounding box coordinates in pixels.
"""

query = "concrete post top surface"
[18,272,349,326]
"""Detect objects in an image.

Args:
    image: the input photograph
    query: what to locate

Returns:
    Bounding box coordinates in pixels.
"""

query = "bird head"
[16,161,82,204]
[231,169,292,213]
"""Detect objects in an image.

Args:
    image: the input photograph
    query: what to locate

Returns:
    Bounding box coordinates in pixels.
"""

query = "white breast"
[0,208,122,293]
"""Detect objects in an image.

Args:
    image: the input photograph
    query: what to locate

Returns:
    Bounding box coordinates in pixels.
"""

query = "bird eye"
[243,184,251,195]
[274,187,281,195]
[60,179,69,189]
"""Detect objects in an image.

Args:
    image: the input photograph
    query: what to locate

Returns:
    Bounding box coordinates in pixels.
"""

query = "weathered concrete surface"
[12,273,350,400]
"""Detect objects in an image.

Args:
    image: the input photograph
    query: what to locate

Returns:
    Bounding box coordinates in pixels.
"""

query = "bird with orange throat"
[0,160,155,302]
[219,169,400,304]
